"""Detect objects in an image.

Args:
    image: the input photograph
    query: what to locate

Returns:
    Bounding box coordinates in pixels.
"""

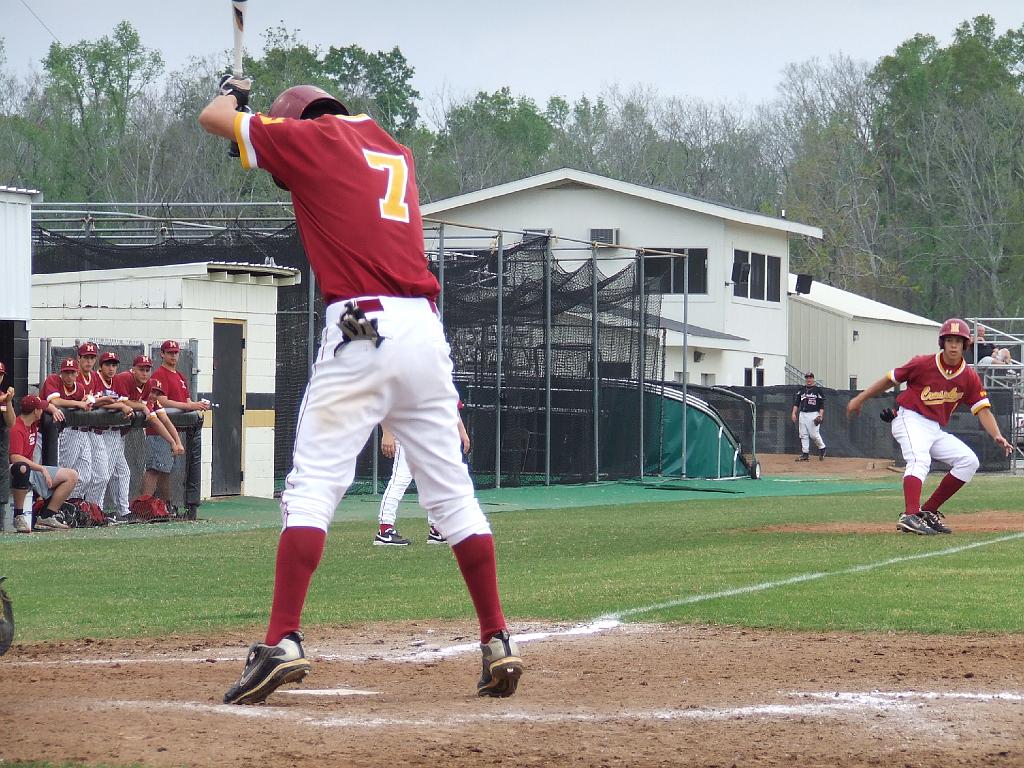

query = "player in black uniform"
[791,372,826,461]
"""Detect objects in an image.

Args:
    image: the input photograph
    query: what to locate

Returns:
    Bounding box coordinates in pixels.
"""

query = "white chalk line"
[101,689,1024,730]
[611,531,1024,619]
[10,532,1022,668]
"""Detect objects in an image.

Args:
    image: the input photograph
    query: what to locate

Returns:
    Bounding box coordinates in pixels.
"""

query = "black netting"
[33,227,663,493]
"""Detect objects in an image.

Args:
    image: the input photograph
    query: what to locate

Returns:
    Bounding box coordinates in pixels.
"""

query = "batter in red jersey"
[848,318,1012,535]
[200,77,521,705]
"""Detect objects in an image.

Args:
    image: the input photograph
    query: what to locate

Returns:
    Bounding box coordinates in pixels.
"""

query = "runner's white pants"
[891,407,979,483]
[282,296,490,546]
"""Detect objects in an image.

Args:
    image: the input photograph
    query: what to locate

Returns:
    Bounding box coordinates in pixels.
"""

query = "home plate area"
[2,622,1021,767]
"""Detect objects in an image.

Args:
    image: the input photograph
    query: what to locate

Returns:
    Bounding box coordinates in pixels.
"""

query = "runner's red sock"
[379,524,393,535]
[265,526,326,646]
[922,472,965,513]
[903,475,923,515]
[452,533,507,644]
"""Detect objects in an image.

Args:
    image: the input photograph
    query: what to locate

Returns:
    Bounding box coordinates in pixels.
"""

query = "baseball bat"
[228,0,248,158]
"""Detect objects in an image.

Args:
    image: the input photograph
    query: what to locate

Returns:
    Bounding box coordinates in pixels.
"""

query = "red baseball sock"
[452,533,507,644]
[922,472,965,513]
[902,475,923,515]
[265,526,326,646]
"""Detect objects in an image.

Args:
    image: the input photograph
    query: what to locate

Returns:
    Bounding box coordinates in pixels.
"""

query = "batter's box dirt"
[1,622,1022,767]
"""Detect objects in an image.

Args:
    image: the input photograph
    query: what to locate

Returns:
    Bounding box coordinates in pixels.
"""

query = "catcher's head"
[938,318,972,350]
[267,85,349,191]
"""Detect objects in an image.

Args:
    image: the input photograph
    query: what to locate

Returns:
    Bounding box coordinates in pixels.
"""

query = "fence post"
[39,337,51,384]
[592,243,600,483]
[681,249,689,479]
[495,231,503,489]
[437,222,445,324]
[188,338,199,400]
[638,250,645,480]
[545,236,553,486]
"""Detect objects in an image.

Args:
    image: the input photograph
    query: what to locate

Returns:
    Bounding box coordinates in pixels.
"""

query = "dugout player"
[8,395,78,532]
[151,339,208,518]
[95,351,136,521]
[40,357,94,499]
[791,372,826,461]
[200,79,522,704]
[847,318,1012,535]
[76,342,119,512]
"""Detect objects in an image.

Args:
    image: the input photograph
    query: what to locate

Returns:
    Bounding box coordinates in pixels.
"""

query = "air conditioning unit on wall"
[589,228,620,246]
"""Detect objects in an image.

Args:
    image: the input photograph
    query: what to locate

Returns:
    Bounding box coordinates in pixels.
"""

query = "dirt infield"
[758,452,899,479]
[2,621,1023,767]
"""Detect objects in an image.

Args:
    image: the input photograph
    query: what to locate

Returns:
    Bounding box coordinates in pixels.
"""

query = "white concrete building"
[422,169,823,386]
[787,274,941,390]
[1,186,43,394]
[29,261,300,500]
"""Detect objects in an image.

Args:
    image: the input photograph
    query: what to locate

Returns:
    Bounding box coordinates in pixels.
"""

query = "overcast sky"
[3,0,1023,109]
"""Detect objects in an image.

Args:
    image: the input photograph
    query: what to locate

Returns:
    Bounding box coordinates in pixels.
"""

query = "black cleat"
[921,509,952,534]
[819,447,827,461]
[897,513,937,535]
[374,527,410,546]
[795,453,810,462]
[223,632,311,705]
[477,629,523,698]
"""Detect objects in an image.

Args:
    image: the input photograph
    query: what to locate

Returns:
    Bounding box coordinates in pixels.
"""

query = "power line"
[17,0,61,44]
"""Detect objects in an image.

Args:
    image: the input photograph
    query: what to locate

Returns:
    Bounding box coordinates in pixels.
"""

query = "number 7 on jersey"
[363,150,411,223]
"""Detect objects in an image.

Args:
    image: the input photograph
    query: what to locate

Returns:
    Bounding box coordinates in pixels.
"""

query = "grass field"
[3,474,1023,643]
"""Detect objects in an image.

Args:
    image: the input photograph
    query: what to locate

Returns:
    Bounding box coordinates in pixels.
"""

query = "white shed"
[1,186,43,394]
[422,168,822,386]
[787,274,941,390]
[29,261,300,500]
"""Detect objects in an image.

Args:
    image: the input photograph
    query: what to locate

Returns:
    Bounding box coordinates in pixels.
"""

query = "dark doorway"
[212,321,244,495]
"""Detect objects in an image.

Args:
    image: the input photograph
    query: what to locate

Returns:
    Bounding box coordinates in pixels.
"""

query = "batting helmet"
[938,318,972,349]
[267,85,349,190]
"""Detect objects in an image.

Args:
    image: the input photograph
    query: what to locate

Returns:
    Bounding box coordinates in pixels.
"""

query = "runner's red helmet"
[938,318,972,349]
[267,85,349,190]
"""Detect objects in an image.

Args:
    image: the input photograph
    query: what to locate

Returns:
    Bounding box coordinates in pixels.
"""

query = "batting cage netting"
[32,223,667,492]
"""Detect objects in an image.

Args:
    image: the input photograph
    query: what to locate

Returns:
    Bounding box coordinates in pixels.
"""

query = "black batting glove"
[879,408,897,423]
[218,74,252,110]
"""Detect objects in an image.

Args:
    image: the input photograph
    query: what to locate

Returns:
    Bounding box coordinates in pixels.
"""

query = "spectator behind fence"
[8,395,79,533]
[113,356,183,511]
[151,339,207,519]
[40,357,95,501]
[0,362,14,531]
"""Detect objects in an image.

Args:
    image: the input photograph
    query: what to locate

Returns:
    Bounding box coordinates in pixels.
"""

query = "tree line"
[2,16,1022,320]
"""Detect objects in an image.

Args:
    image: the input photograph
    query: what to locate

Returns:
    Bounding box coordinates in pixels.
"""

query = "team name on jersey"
[919,386,964,405]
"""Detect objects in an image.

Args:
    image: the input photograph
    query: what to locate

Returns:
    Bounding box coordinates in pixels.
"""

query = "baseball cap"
[21,394,44,412]
[99,351,119,364]
[804,372,815,378]
[161,340,180,352]
[60,358,78,373]
[78,341,99,356]
[149,379,165,393]
[133,355,153,368]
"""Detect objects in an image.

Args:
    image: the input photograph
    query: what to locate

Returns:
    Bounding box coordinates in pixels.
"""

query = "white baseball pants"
[891,407,979,483]
[798,411,825,453]
[378,440,414,527]
[84,431,109,508]
[282,296,490,546]
[100,430,131,515]
[58,427,93,497]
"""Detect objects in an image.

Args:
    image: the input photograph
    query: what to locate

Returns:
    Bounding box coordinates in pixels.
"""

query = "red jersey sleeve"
[962,367,991,414]
[889,355,928,385]
[111,372,135,399]
[234,112,309,188]
[40,374,62,402]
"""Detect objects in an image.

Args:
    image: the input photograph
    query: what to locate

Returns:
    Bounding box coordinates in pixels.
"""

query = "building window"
[734,250,781,302]
[849,377,858,390]
[744,368,753,386]
[749,252,765,300]
[733,250,750,298]
[766,256,781,302]
[756,369,765,386]
[646,248,708,295]
[701,373,716,386]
